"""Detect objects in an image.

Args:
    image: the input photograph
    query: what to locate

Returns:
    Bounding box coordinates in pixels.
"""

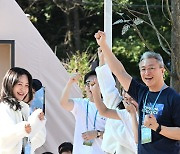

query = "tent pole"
[104,0,112,50]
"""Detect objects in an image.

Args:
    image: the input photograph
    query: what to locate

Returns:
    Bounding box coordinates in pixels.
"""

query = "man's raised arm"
[60,73,80,111]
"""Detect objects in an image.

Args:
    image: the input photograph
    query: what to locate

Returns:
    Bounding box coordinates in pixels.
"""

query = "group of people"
[60,30,180,154]
[0,30,179,154]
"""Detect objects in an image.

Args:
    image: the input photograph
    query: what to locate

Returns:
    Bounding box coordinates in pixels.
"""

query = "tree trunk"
[73,6,81,51]
[64,1,73,52]
[171,0,180,93]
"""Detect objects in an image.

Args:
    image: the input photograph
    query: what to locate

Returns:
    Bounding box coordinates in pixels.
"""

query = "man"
[94,30,180,154]
[60,71,106,154]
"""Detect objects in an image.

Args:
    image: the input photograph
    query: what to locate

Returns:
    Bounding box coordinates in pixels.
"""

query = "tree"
[62,50,95,96]
[113,0,180,92]
[171,0,180,92]
[52,0,81,53]
[15,0,179,92]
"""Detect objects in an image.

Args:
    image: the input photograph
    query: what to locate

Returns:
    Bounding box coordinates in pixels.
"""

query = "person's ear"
[161,67,165,74]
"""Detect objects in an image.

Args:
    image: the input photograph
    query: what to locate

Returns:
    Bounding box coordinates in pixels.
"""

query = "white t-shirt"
[71,98,106,154]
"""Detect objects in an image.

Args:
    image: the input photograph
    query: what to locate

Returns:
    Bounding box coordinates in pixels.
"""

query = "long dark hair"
[0,67,33,111]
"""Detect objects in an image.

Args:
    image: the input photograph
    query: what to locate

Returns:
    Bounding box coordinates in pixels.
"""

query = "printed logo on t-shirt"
[100,117,106,120]
[97,114,106,121]
[142,103,164,118]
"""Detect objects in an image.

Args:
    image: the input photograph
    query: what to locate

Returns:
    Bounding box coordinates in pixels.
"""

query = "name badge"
[83,139,94,146]
[141,125,152,144]
[24,142,31,154]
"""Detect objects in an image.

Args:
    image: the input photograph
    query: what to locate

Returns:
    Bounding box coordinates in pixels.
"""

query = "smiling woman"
[0,67,46,154]
[0,67,33,111]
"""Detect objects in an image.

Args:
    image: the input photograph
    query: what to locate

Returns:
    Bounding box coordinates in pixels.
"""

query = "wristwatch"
[97,130,101,138]
[156,124,161,134]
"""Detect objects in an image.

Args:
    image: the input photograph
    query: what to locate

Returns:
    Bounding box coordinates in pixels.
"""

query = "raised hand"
[94,30,106,47]
[38,112,45,121]
[123,100,136,115]
[89,79,101,99]
[68,73,81,84]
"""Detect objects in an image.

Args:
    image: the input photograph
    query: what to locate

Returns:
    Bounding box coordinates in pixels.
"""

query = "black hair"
[0,67,33,111]
[32,79,42,92]
[58,142,73,154]
[116,100,125,110]
[84,70,96,84]
[139,51,164,68]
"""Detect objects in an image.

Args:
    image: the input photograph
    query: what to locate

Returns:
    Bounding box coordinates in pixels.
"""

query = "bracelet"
[156,124,161,134]
[96,130,101,138]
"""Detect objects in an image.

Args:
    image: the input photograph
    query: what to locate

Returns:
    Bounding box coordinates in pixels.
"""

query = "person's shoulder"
[131,78,147,89]
[71,98,89,109]
[164,87,180,103]
[165,87,180,97]
[0,101,8,108]
[0,102,13,114]
[72,97,88,103]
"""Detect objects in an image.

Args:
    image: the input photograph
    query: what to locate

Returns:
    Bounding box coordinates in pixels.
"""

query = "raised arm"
[96,48,122,109]
[90,79,120,120]
[60,73,80,111]
[94,31,132,92]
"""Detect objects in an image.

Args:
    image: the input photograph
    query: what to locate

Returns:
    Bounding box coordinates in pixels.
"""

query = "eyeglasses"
[85,81,91,87]
[85,80,95,87]
[140,67,157,73]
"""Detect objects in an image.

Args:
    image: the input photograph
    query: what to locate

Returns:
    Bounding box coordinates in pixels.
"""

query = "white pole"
[104,0,112,50]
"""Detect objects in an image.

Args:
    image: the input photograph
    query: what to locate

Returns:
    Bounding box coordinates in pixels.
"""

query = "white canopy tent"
[0,0,82,153]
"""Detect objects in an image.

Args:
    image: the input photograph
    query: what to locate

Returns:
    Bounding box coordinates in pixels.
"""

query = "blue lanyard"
[86,101,98,131]
[142,84,166,121]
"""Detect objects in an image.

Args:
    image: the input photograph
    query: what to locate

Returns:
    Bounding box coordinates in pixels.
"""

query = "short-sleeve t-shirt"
[71,98,106,154]
[128,79,180,154]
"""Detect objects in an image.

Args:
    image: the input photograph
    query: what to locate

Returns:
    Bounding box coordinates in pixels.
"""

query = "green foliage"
[113,36,145,61]
[82,0,104,11]
[16,0,172,85]
[112,37,144,78]
[62,51,93,96]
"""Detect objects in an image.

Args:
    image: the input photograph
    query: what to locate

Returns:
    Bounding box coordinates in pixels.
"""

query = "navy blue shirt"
[128,79,180,154]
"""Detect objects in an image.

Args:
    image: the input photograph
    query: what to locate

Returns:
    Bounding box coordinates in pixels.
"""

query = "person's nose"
[144,68,151,75]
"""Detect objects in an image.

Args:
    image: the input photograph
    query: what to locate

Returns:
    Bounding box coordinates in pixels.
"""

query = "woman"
[0,67,46,154]
[90,78,138,154]
[95,48,138,154]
